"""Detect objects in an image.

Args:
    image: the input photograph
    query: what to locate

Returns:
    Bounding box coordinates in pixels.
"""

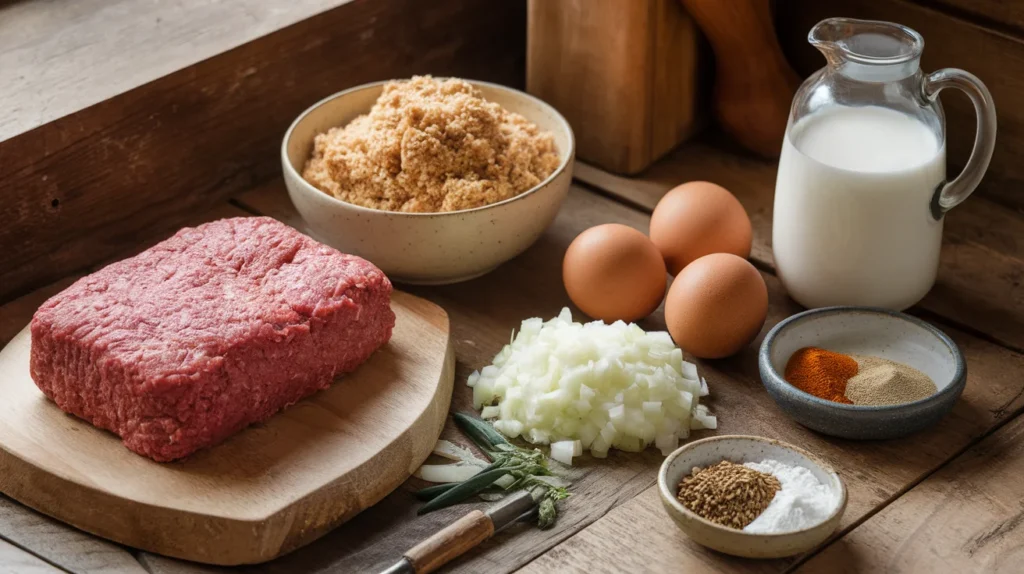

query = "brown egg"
[650,181,752,275]
[665,253,767,359]
[563,224,667,323]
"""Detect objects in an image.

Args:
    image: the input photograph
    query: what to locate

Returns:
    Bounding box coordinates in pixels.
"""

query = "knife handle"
[404,509,495,573]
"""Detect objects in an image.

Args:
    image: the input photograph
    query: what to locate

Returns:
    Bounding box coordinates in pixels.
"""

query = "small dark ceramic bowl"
[758,307,966,440]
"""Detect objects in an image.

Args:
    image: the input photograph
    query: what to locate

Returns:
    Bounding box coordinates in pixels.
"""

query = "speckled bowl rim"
[759,306,967,412]
[281,79,576,217]
[657,435,848,538]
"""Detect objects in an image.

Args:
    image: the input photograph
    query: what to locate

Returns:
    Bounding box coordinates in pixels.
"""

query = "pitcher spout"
[808,18,924,81]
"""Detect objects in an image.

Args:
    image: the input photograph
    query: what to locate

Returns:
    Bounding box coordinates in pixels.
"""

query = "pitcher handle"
[923,69,997,219]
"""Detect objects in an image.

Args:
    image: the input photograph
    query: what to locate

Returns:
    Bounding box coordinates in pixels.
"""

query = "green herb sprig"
[415,413,570,528]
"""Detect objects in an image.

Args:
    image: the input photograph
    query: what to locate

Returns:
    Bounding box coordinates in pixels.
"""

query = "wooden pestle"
[678,0,801,158]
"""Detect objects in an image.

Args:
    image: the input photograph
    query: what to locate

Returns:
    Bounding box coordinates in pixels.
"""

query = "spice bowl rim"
[280,78,576,218]
[657,434,848,544]
[758,306,966,412]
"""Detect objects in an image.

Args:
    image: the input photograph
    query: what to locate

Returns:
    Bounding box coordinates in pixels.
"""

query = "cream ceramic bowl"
[282,80,575,285]
[658,435,847,559]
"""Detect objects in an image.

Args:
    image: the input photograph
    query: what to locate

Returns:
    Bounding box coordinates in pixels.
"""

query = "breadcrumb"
[302,76,561,213]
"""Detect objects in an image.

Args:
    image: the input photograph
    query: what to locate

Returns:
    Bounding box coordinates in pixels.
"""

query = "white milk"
[773,105,946,310]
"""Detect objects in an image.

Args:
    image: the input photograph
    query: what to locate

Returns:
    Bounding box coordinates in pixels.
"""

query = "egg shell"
[665,253,768,359]
[562,223,667,323]
[650,181,753,275]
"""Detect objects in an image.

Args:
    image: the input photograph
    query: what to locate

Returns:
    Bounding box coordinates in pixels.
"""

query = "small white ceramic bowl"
[658,435,847,559]
[759,307,966,439]
[281,80,575,285]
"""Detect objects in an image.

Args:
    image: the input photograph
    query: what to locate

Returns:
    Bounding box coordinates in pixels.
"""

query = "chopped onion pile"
[469,308,715,460]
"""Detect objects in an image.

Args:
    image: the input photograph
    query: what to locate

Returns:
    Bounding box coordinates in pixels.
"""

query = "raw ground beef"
[29,217,395,462]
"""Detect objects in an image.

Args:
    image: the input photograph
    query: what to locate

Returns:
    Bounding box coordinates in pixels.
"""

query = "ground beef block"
[29,217,395,462]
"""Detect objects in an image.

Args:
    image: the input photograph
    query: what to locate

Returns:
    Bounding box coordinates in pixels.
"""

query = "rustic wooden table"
[2,1,1024,572]
[3,139,1024,573]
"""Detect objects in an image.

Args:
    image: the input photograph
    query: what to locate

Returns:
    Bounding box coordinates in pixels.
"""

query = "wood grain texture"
[799,415,1024,573]
[573,140,1024,352]
[406,510,494,573]
[0,293,454,565]
[776,0,1024,210]
[0,539,60,574]
[526,0,704,174]
[677,0,798,158]
[917,0,1024,34]
[230,181,1024,573]
[0,496,144,574]
[0,0,527,304]
[0,0,348,141]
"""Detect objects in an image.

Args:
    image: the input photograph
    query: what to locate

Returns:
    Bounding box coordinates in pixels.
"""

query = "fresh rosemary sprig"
[415,413,571,528]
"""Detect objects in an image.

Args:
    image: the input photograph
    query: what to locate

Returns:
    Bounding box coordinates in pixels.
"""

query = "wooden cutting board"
[0,290,455,566]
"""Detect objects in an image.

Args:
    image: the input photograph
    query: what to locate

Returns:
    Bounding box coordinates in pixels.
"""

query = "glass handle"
[923,68,997,219]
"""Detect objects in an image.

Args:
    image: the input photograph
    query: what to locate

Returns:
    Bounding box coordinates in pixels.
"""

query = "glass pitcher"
[773,18,996,311]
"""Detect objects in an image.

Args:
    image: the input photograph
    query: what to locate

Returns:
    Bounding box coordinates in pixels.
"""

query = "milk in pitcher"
[773,105,946,310]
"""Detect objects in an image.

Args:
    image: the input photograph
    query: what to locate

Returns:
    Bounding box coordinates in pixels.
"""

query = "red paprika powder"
[784,347,858,404]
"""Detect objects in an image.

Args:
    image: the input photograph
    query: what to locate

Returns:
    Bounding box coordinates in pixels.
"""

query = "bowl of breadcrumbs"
[282,76,574,284]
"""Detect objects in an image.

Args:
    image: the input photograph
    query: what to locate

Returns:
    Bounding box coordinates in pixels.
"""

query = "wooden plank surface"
[0,0,527,304]
[1,180,1023,572]
[799,415,1024,573]
[0,0,348,141]
[574,141,1024,353]
[776,0,1024,211]
[0,539,60,574]
[0,497,144,574]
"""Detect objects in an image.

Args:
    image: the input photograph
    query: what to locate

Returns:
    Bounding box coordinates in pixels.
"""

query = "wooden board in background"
[917,0,1024,33]
[526,0,705,174]
[775,0,1024,212]
[0,292,454,565]
[0,0,527,304]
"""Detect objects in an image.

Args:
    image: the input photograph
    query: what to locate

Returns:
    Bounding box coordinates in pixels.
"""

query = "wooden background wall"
[0,0,526,305]
[776,0,1024,212]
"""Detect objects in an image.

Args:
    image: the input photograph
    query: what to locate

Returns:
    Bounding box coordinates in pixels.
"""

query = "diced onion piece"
[692,404,718,430]
[469,308,714,459]
[655,433,678,456]
[550,440,576,465]
[681,362,698,381]
[415,463,484,483]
